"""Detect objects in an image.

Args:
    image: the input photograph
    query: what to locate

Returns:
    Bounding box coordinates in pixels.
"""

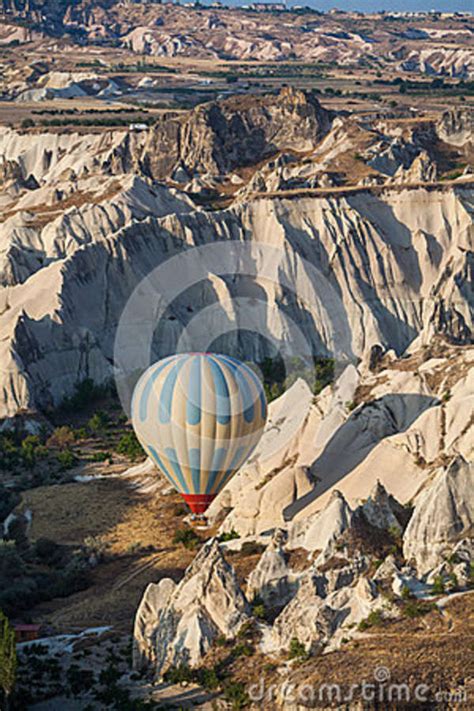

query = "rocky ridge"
[0,93,472,421]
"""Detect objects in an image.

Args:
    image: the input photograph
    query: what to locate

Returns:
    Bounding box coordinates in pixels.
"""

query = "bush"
[232,641,253,658]
[219,530,240,542]
[431,575,445,595]
[56,450,76,470]
[116,432,144,461]
[173,528,200,550]
[91,451,111,463]
[164,664,194,684]
[252,603,267,620]
[47,426,75,449]
[358,610,383,631]
[20,435,46,469]
[403,600,435,619]
[21,118,34,128]
[222,680,249,709]
[288,637,308,661]
[87,411,109,434]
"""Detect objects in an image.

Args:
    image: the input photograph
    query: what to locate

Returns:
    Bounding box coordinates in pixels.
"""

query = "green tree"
[0,610,17,710]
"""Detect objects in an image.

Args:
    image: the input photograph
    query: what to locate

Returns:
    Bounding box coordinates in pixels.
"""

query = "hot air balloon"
[131,353,267,515]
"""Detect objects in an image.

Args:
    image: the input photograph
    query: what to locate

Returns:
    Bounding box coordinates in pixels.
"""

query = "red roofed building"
[14,624,41,643]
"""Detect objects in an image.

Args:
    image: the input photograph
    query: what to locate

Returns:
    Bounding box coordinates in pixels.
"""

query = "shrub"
[87,411,109,434]
[288,637,308,661]
[358,610,383,631]
[232,641,253,658]
[403,600,435,618]
[116,432,144,461]
[198,667,220,690]
[47,426,75,449]
[0,610,17,706]
[173,528,200,550]
[431,575,445,595]
[91,451,110,463]
[56,450,76,470]
[20,118,34,128]
[222,680,249,709]
[252,603,267,620]
[164,664,194,684]
[219,530,240,542]
[20,435,45,469]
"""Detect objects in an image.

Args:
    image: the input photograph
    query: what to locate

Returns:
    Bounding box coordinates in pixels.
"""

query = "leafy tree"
[116,432,144,461]
[0,609,17,710]
[47,426,75,449]
[87,411,109,434]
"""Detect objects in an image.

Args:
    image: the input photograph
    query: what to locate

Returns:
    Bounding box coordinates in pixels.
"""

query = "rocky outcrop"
[269,572,382,655]
[359,481,406,533]
[287,490,353,555]
[132,539,250,678]
[438,108,473,147]
[403,457,473,575]
[141,87,333,180]
[210,345,472,537]
[246,530,294,608]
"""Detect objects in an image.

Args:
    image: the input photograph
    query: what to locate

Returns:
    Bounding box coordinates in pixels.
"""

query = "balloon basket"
[181,493,216,516]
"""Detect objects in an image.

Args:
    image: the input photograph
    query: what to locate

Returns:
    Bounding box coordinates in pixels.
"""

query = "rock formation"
[403,457,473,575]
[132,539,250,678]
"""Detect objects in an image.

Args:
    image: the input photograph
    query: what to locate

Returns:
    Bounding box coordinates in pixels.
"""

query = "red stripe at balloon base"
[181,493,216,515]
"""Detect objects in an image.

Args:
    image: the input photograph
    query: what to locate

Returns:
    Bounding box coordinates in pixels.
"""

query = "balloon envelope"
[131,353,267,513]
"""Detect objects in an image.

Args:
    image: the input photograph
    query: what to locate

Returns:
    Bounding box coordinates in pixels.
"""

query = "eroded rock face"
[269,573,381,655]
[209,344,472,538]
[133,578,177,673]
[246,530,294,608]
[403,457,473,575]
[438,108,473,147]
[142,87,333,180]
[287,490,353,555]
[359,481,406,533]
[0,149,472,420]
[132,539,250,678]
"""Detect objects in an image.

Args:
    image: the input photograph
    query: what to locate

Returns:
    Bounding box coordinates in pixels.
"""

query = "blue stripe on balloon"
[205,447,228,494]
[188,448,201,493]
[186,356,202,425]
[219,445,247,487]
[147,444,178,489]
[209,358,231,425]
[164,447,189,493]
[159,358,186,424]
[241,363,267,420]
[217,356,255,423]
[220,442,257,489]
[224,355,266,421]
[138,356,174,423]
